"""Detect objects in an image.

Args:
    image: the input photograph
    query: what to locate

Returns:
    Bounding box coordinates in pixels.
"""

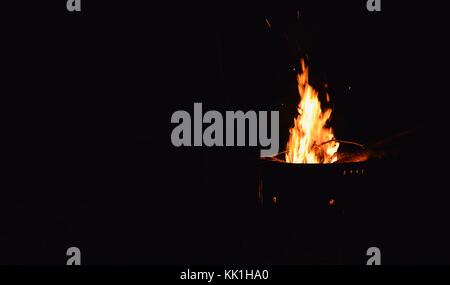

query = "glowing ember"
[285,59,339,164]
[329,198,335,206]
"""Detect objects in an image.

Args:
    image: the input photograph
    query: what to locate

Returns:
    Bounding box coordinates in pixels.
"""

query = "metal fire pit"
[255,158,379,264]
[258,159,368,210]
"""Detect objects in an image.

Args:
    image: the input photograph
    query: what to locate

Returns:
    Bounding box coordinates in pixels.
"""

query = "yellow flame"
[285,59,339,163]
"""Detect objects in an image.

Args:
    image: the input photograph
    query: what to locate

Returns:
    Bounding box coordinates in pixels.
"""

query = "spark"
[265,18,272,29]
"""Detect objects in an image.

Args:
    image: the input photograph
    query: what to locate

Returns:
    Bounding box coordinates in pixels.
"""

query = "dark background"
[3,1,448,264]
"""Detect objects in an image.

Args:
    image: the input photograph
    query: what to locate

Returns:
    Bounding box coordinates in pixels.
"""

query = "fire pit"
[253,58,379,264]
[257,159,368,209]
[257,58,370,208]
[256,158,379,264]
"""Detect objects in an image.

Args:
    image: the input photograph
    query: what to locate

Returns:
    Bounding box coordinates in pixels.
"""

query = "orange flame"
[285,59,339,163]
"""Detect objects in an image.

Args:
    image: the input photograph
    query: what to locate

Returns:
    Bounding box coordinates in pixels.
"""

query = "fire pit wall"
[256,159,386,264]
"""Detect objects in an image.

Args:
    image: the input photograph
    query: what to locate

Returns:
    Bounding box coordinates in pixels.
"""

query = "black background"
[3,1,448,264]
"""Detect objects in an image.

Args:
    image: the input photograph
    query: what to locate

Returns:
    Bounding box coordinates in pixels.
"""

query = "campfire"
[266,58,369,164]
[285,59,339,164]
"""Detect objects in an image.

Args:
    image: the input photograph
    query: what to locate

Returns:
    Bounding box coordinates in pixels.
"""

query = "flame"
[285,59,339,163]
